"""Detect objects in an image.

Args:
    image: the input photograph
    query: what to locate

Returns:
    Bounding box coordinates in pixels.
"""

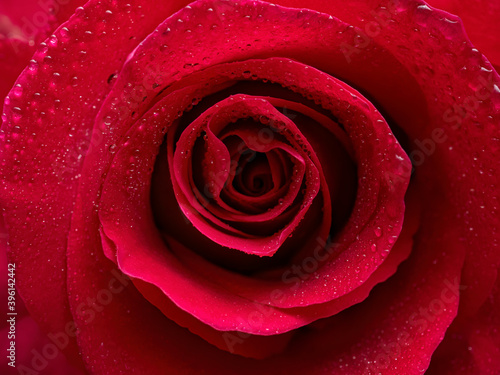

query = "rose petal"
[132,277,295,360]
[0,0,89,42]
[0,218,84,374]
[1,0,193,363]
[97,57,409,343]
[169,95,321,256]
[426,0,500,69]
[427,276,500,374]
[0,39,34,104]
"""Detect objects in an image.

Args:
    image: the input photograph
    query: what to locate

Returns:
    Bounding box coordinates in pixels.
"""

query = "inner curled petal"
[169,95,326,256]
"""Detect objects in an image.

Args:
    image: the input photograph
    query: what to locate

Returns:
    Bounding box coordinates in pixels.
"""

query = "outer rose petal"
[427,276,500,374]
[0,219,84,375]
[0,39,33,102]
[0,316,85,375]
[0,0,192,365]
[0,0,88,42]
[0,1,87,111]
[425,0,500,69]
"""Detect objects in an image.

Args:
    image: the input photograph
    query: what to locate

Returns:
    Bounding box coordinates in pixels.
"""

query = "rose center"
[233,151,273,196]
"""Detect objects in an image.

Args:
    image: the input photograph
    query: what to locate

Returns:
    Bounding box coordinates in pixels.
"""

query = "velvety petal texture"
[426,0,500,69]
[1,0,498,374]
[1,0,194,365]
[0,39,34,107]
[0,0,87,42]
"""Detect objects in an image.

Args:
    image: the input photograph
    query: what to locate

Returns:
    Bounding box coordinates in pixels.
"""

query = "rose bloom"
[0,0,499,374]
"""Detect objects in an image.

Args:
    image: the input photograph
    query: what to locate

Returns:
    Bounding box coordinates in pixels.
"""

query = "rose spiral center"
[97,57,410,350]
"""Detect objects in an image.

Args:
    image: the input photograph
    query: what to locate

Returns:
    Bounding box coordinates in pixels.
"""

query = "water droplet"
[75,6,85,18]
[59,27,70,41]
[12,107,22,122]
[28,60,38,74]
[48,34,58,47]
[12,85,23,98]
[374,227,382,237]
[39,42,49,55]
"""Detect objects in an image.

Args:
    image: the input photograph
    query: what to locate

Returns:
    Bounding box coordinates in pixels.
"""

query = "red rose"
[1,0,499,374]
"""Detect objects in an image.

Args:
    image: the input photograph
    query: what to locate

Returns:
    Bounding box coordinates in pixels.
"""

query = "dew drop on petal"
[28,60,38,74]
[59,27,70,42]
[12,85,23,98]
